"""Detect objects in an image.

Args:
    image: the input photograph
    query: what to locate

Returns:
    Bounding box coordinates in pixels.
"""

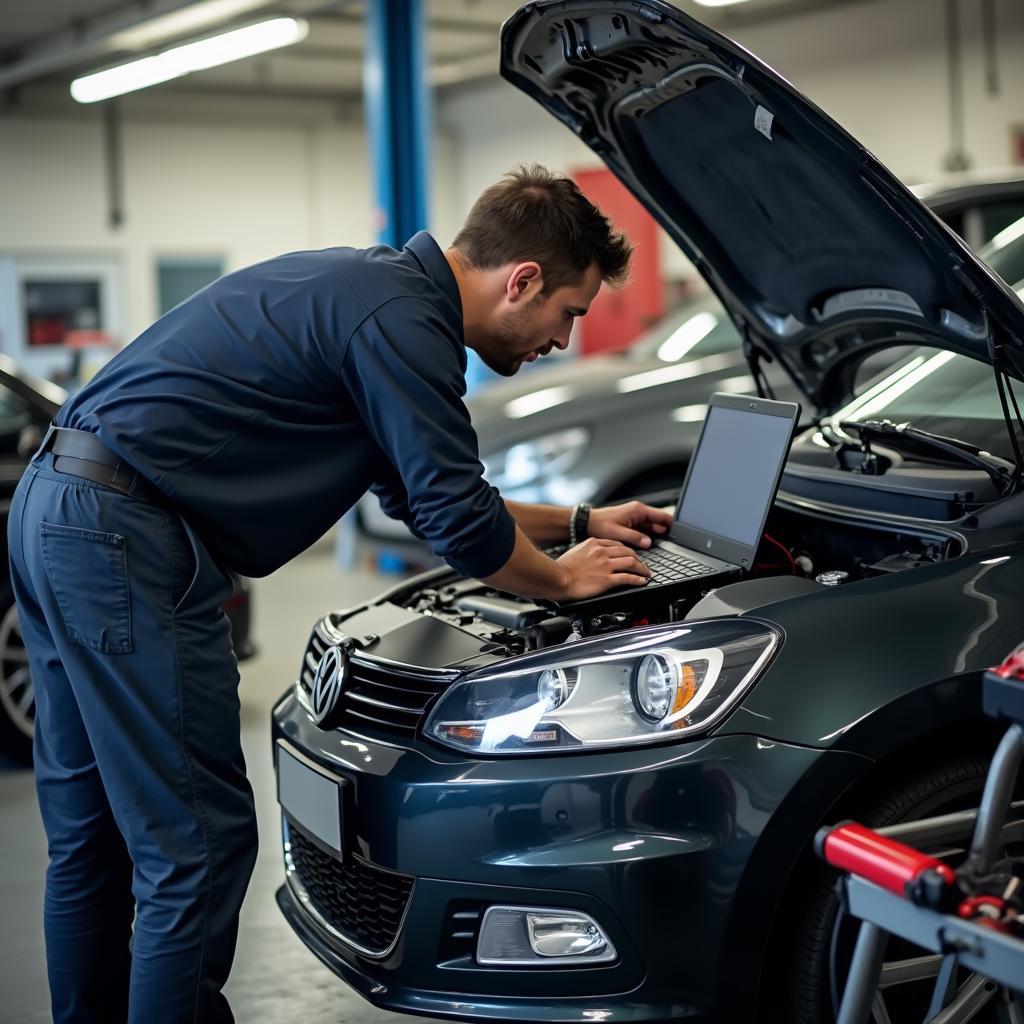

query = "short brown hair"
[451,164,633,293]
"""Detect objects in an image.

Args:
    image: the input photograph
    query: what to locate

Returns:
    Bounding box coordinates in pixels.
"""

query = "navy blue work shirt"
[58,232,517,579]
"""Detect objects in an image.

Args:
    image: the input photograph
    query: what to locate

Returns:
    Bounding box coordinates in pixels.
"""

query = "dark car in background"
[273,3,1024,1022]
[355,174,1024,564]
[0,360,256,764]
[911,173,1024,250]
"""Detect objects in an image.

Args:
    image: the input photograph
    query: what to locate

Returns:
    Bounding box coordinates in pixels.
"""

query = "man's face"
[476,261,603,377]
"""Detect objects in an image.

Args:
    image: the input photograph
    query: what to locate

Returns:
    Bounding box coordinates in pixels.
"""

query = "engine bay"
[380,500,961,659]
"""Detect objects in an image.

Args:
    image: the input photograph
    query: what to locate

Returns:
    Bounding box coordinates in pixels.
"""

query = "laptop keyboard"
[544,542,717,587]
[641,546,716,584]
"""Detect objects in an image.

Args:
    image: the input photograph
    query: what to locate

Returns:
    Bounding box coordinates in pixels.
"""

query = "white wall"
[2,0,1021,372]
[0,98,456,374]
[742,0,1024,177]
[438,0,1024,279]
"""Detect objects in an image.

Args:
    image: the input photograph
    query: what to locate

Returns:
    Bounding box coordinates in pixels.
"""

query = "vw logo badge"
[310,644,349,726]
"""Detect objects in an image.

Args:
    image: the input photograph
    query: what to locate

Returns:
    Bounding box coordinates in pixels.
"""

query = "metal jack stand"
[816,645,1024,1024]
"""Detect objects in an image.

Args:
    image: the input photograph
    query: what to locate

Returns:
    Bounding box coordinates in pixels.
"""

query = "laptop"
[559,391,801,610]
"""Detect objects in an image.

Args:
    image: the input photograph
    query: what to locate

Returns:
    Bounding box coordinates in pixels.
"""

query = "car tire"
[790,754,999,1024]
[0,583,34,765]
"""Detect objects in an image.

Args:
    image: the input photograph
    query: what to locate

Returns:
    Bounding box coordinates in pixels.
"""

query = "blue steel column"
[364,0,430,249]
[343,2,432,572]
[363,0,489,392]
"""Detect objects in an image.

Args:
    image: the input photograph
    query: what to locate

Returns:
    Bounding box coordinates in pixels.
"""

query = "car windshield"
[627,294,741,362]
[821,217,1024,461]
[624,220,1024,461]
[830,349,1014,458]
[980,215,1024,294]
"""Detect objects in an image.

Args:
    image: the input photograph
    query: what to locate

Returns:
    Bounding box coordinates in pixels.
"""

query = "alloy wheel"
[829,783,1021,1024]
[0,603,34,740]
[857,942,1020,1023]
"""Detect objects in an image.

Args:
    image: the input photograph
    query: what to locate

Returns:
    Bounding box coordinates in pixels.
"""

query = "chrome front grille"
[298,620,456,737]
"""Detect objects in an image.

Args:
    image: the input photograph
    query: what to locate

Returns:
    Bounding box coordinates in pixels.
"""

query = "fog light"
[476,905,616,966]
[528,914,607,957]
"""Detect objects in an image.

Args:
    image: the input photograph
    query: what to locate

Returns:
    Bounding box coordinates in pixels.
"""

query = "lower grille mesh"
[286,822,414,954]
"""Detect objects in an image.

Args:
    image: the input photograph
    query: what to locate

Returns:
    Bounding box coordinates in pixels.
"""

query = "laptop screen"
[675,400,797,550]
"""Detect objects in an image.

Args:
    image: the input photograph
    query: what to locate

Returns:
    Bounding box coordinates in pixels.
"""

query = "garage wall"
[2,0,1020,361]
[0,105,457,353]
[438,0,1024,279]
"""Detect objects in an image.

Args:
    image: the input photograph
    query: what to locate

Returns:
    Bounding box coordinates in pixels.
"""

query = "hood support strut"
[988,330,1024,496]
[742,326,776,401]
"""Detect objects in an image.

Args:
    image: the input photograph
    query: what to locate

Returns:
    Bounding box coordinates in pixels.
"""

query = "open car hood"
[500,0,1024,414]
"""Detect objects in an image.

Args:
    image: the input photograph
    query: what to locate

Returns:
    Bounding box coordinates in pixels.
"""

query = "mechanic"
[8,164,673,1024]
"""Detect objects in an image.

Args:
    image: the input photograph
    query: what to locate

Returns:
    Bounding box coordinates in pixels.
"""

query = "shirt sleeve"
[341,296,517,579]
[368,458,426,542]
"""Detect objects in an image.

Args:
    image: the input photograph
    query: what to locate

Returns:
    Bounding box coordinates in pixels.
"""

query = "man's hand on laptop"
[556,538,652,600]
[589,501,673,550]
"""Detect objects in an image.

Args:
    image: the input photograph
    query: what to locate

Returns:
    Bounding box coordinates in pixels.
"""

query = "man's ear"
[506,262,543,303]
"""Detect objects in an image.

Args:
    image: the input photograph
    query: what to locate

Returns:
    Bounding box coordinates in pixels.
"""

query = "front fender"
[717,550,1024,750]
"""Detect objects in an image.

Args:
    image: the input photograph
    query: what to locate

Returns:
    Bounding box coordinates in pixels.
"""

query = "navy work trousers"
[8,453,258,1023]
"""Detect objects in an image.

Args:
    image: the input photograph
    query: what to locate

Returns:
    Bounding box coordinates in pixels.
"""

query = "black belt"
[37,426,165,505]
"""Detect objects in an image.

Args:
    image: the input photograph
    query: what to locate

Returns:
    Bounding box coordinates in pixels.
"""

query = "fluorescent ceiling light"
[108,0,275,51]
[71,17,308,103]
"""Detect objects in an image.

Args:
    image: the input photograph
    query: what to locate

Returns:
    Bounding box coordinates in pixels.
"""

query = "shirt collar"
[404,231,464,336]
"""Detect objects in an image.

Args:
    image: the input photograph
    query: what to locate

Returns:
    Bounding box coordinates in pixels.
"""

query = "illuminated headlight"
[537,667,577,709]
[482,427,590,490]
[424,619,779,755]
[635,652,713,723]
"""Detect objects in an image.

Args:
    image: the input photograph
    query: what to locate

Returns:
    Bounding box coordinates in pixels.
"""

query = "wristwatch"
[569,502,592,546]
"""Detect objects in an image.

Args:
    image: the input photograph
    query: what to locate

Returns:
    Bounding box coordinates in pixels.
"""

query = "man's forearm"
[503,499,572,545]
[481,524,651,602]
[482,524,568,600]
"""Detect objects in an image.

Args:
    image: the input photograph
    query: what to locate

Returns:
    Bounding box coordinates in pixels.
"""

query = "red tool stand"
[816,647,1024,1024]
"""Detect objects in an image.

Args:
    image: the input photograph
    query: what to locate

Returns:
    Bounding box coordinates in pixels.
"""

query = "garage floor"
[0,541,443,1024]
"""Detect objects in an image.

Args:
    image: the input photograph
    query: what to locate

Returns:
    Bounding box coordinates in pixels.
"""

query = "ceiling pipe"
[943,0,971,172]
[103,100,125,229]
[981,0,1000,97]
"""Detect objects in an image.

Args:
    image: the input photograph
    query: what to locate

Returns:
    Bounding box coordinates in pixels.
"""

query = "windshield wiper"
[837,418,1015,492]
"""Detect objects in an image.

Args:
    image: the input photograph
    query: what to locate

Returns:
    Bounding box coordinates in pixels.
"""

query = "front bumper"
[272,687,843,1022]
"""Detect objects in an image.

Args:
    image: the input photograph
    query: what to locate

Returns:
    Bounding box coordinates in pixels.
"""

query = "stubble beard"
[473,296,545,377]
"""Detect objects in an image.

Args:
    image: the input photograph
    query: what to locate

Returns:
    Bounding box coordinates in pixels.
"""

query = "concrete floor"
[0,542,444,1024]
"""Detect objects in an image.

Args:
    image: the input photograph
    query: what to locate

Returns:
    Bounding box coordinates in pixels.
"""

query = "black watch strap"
[570,502,592,546]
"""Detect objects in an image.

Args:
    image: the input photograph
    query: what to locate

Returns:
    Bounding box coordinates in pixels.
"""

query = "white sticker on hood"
[754,105,774,140]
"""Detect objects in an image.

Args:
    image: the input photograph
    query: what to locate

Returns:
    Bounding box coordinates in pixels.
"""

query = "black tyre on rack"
[789,755,1019,1024]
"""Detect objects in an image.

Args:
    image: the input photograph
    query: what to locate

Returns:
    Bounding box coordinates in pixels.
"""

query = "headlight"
[482,427,590,490]
[424,619,779,755]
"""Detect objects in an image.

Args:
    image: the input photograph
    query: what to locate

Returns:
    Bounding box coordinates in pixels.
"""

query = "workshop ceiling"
[0,0,869,103]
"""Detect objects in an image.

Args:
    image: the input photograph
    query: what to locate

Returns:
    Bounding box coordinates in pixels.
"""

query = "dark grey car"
[356,177,1024,561]
[0,363,258,764]
[273,3,1024,1022]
